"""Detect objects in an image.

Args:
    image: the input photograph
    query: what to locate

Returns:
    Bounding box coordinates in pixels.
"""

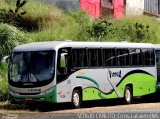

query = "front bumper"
[9,91,57,104]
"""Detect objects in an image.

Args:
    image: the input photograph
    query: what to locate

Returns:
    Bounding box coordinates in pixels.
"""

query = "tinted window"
[88,49,102,67]
[117,49,129,66]
[103,49,116,66]
[156,50,160,66]
[142,49,155,66]
[130,49,142,66]
[72,49,87,68]
[155,50,160,82]
[10,51,54,82]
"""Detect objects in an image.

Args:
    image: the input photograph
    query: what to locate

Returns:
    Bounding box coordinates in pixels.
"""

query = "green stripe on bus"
[77,73,156,101]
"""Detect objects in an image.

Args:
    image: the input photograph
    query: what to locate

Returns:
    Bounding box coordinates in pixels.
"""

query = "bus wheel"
[124,86,132,104]
[72,90,81,108]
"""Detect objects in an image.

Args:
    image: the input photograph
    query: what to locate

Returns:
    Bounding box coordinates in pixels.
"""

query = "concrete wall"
[38,0,80,11]
[126,0,144,16]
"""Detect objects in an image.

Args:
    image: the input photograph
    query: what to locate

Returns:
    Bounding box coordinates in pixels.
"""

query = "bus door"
[56,48,72,84]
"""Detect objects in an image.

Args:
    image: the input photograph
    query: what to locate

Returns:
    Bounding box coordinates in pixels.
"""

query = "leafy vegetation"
[0,0,27,28]
[0,23,30,58]
[0,62,9,101]
[86,16,159,43]
[113,16,160,43]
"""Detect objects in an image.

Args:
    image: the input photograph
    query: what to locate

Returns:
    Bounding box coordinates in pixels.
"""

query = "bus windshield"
[9,51,55,84]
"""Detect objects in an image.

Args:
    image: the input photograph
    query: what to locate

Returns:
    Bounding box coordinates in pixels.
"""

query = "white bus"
[9,41,157,108]
[154,45,160,91]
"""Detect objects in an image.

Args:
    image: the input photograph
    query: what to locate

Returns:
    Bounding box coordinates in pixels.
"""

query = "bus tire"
[124,86,132,104]
[72,90,81,108]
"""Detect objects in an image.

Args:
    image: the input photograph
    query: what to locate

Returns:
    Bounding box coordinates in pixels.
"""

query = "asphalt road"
[0,93,160,119]
[2,108,160,119]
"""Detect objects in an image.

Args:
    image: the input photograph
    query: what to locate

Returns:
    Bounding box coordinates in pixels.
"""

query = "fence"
[144,0,160,15]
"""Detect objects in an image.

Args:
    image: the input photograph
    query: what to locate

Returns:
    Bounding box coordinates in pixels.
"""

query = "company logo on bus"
[109,70,121,78]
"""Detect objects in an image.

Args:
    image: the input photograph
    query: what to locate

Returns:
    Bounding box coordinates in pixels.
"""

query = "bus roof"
[154,44,160,50]
[13,41,154,52]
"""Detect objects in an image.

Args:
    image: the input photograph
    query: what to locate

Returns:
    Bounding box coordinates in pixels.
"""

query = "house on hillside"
[38,0,124,19]
[125,0,144,16]
[80,0,125,19]
[126,0,160,16]
[144,0,160,16]
[81,0,160,18]
[38,0,160,19]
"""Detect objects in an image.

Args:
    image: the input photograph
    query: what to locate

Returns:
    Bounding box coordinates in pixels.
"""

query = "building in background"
[125,0,144,16]
[101,0,113,17]
[113,0,124,19]
[80,0,101,18]
[38,0,160,18]
[80,0,124,19]
[144,0,160,16]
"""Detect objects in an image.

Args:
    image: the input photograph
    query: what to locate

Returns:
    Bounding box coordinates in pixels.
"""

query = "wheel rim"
[125,89,131,102]
[73,92,80,106]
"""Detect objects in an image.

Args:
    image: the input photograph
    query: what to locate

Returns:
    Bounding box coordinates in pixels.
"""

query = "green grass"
[0,23,31,58]
[28,11,91,41]
[0,63,9,101]
[0,0,92,39]
[0,0,13,9]
[113,16,160,43]
[22,1,66,31]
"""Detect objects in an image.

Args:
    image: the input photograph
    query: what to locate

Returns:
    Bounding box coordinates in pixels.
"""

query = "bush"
[87,19,115,41]
[0,62,9,101]
[116,22,156,42]
[0,23,31,58]
[113,16,160,43]
[66,11,92,41]
[86,16,159,43]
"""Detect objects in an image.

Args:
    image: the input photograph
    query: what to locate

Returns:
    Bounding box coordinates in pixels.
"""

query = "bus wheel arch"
[124,84,133,104]
[71,87,82,108]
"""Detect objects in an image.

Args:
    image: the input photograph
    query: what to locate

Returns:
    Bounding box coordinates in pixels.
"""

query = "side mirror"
[60,53,68,68]
[0,55,10,63]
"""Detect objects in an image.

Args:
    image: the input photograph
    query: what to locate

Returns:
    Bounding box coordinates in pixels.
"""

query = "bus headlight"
[41,87,54,95]
[10,90,19,96]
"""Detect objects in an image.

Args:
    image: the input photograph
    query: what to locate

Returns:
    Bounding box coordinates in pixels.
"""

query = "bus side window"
[117,49,129,67]
[130,49,142,66]
[103,49,116,67]
[88,49,102,67]
[142,49,155,66]
[72,49,87,68]
[155,51,160,65]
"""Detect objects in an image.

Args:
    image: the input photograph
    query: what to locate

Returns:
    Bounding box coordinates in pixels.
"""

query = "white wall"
[126,0,144,16]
